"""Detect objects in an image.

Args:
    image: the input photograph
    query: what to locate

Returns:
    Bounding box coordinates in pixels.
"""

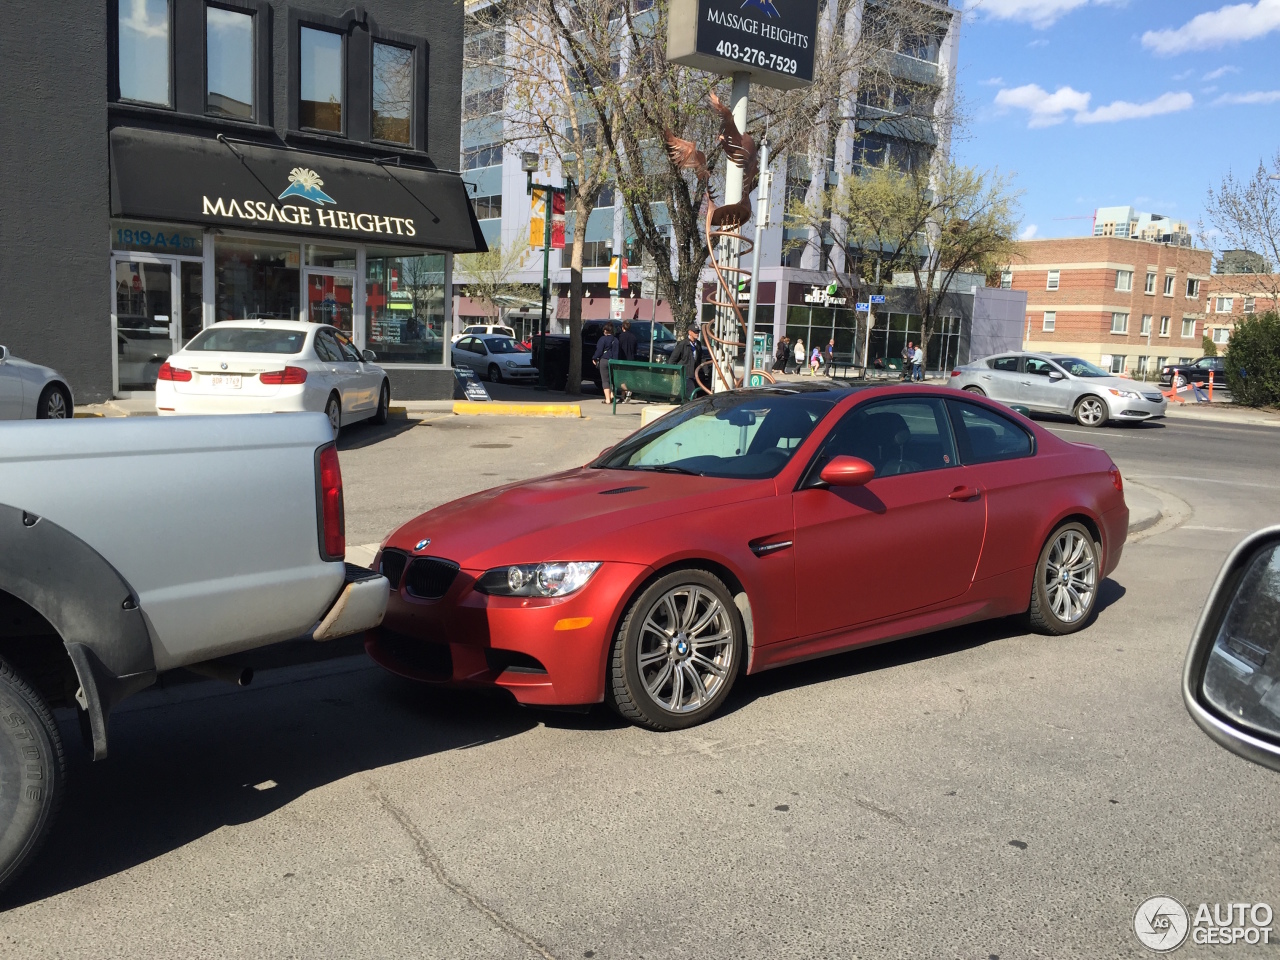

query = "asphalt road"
[4,407,1280,959]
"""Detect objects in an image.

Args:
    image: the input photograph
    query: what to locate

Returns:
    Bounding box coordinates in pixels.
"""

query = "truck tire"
[0,656,66,893]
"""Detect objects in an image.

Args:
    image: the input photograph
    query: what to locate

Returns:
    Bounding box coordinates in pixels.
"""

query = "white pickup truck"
[0,413,388,890]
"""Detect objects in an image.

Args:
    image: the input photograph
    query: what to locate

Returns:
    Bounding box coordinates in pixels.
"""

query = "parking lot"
[5,403,1280,958]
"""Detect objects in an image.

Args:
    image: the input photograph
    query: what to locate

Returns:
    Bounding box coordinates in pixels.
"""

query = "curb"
[452,401,582,418]
[1125,479,1192,543]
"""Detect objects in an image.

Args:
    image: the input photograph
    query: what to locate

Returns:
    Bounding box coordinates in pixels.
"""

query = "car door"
[976,356,1022,402]
[791,396,986,640]
[333,331,377,412]
[0,350,25,419]
[313,329,359,414]
[1021,356,1073,413]
[453,337,482,374]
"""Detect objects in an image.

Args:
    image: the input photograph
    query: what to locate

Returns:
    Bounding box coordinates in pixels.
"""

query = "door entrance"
[303,269,356,337]
[112,255,204,393]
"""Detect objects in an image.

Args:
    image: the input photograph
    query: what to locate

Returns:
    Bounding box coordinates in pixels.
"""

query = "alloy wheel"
[636,584,735,714]
[44,392,67,418]
[326,397,341,434]
[1075,396,1105,426]
[1043,528,1097,624]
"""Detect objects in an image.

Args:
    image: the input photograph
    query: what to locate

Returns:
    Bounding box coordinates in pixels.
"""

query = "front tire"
[608,570,743,730]
[962,385,985,396]
[487,364,503,384]
[1028,522,1100,635]
[0,657,66,893]
[324,393,342,435]
[372,381,390,425]
[35,384,72,419]
[1073,395,1108,427]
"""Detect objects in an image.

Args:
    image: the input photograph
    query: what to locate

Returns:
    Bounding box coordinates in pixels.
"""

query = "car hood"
[384,467,770,570]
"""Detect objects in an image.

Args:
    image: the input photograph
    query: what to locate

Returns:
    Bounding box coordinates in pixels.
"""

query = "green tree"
[1224,311,1280,408]
[1202,334,1217,357]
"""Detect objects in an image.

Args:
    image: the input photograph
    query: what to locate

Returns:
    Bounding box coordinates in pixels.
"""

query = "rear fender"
[0,503,157,759]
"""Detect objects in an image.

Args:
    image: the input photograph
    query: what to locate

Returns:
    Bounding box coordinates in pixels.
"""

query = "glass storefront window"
[215,237,301,321]
[305,244,356,268]
[119,0,171,106]
[111,219,203,255]
[300,27,344,132]
[372,43,413,144]
[366,250,446,363]
[207,6,254,120]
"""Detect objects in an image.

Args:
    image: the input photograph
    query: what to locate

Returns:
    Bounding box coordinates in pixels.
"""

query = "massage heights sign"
[666,0,820,90]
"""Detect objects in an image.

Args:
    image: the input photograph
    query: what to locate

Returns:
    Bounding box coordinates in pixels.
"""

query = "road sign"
[609,295,624,320]
[666,0,821,91]
[869,294,886,304]
[855,302,870,312]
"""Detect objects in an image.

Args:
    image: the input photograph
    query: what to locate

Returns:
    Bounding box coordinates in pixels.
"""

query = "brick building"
[1202,273,1280,348]
[1004,236,1212,379]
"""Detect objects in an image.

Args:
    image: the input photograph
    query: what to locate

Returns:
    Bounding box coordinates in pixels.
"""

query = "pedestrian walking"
[669,324,702,400]
[900,341,913,380]
[617,319,638,402]
[823,337,835,377]
[912,343,924,382]
[592,322,620,404]
[809,346,821,376]
[774,336,790,374]
[793,338,805,376]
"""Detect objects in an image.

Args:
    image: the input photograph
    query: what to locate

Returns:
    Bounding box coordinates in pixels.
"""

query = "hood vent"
[599,485,647,496]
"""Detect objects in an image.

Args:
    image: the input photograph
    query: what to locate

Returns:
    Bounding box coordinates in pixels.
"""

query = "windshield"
[629,322,676,343]
[1053,357,1110,378]
[486,337,520,354]
[185,328,305,354]
[594,393,835,479]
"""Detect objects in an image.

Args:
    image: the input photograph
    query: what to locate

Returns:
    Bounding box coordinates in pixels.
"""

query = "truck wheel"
[0,657,66,893]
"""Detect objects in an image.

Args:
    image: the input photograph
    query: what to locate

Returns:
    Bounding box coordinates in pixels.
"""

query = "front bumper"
[366,556,649,706]
[1108,393,1167,421]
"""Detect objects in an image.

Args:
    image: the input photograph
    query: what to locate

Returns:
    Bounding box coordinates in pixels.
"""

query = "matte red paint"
[367,386,1128,707]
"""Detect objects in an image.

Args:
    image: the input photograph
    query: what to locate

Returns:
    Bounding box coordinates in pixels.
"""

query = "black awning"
[109,126,487,253]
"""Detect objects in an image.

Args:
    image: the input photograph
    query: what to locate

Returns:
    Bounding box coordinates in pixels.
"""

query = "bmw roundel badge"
[415,539,431,551]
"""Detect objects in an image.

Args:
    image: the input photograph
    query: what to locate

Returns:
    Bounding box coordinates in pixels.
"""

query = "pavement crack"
[853,796,908,827]
[372,787,558,960]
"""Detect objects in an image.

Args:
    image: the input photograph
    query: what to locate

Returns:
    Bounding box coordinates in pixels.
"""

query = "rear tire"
[0,656,66,893]
[325,393,342,434]
[1073,395,1108,427]
[1028,522,1100,635]
[372,381,390,425]
[962,385,985,396]
[35,384,72,419]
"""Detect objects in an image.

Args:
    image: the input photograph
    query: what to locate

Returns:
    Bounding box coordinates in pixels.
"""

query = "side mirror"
[819,455,876,487]
[0,345,7,363]
[1048,370,1065,381]
[362,349,377,362]
[1183,526,1280,773]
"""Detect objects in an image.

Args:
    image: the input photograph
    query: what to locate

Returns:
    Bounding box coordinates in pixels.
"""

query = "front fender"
[0,502,157,759]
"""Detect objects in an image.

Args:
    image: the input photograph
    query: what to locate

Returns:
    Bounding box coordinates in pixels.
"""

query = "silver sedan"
[0,345,74,419]
[451,334,539,384]
[949,352,1166,427]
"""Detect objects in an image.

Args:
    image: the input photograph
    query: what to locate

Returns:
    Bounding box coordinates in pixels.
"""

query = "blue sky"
[952,0,1280,244]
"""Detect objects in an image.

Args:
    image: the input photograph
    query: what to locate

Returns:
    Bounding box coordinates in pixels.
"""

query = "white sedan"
[156,320,390,432]
[0,344,74,419]
[452,333,539,383]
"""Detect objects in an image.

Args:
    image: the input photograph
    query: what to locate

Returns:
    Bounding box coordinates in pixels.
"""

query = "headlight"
[505,360,519,367]
[1109,388,1141,399]
[476,561,602,597]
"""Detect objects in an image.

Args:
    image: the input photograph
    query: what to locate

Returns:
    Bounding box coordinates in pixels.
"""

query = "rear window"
[988,356,1019,372]
[186,328,305,354]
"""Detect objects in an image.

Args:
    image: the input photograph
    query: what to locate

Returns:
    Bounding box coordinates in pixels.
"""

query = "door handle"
[1019,380,1032,386]
[980,374,992,380]
[948,486,981,501]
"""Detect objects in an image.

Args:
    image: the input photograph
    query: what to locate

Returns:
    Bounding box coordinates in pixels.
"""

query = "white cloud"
[979,76,1006,86]
[994,83,1091,127]
[1214,89,1280,104]
[1203,65,1241,81]
[995,85,1195,126]
[1020,224,1040,240]
[1142,0,1280,55]
[1027,38,1050,47]
[1172,69,1194,80]
[1075,91,1195,123]
[964,0,1119,29]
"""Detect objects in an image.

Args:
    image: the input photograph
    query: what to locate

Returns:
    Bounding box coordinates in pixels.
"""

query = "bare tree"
[1204,150,1280,303]
[455,240,531,325]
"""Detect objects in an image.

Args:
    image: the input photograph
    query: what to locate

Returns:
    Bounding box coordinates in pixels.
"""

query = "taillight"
[157,362,192,382]
[950,369,960,377]
[260,366,308,384]
[1109,466,1123,493]
[316,442,345,561]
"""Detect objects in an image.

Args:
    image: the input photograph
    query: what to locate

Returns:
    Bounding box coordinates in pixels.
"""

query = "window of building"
[1115,270,1133,292]
[580,240,613,268]
[1111,312,1128,334]
[365,251,447,364]
[462,86,503,119]
[1136,356,1149,377]
[1213,327,1230,344]
[1181,317,1196,338]
[206,5,254,120]
[595,184,615,208]
[471,194,502,220]
[1185,278,1200,299]
[1145,271,1156,294]
[1164,274,1175,296]
[463,142,503,169]
[1109,355,1126,374]
[1214,296,1234,313]
[1042,311,1056,331]
[214,236,301,322]
[119,0,172,106]
[1159,316,1170,337]
[1046,269,1060,291]
[1000,269,1012,289]
[299,26,344,132]
[1140,314,1152,336]
[372,42,413,144]
[1244,297,1256,314]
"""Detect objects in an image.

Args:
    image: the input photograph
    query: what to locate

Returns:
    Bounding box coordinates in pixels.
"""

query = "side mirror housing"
[1183,526,1280,773]
[819,455,876,487]
[0,345,8,363]
[362,349,377,362]
[1048,370,1065,381]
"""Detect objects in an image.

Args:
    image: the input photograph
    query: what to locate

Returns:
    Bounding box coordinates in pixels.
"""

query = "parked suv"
[1160,356,1225,387]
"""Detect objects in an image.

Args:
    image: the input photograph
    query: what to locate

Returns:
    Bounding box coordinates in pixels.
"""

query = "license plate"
[210,375,242,389]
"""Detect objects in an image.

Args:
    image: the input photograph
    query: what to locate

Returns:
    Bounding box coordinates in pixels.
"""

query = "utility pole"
[712,71,751,394]
[523,151,569,391]
[743,139,771,384]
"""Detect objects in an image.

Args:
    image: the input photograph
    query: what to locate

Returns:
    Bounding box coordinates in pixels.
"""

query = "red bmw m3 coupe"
[367,384,1128,730]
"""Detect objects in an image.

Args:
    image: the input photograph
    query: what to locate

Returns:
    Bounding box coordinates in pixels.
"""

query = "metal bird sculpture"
[663,128,710,185]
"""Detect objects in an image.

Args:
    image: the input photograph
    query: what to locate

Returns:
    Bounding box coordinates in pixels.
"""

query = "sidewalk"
[1163,402,1280,427]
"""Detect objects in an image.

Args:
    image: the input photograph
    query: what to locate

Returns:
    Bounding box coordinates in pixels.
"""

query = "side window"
[988,356,1020,372]
[1024,358,1055,377]
[457,337,476,353]
[1196,358,1214,370]
[947,401,1034,465]
[313,331,340,362]
[814,398,957,480]
[334,333,362,362]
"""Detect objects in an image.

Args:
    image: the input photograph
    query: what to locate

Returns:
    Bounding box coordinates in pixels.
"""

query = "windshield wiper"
[631,464,702,476]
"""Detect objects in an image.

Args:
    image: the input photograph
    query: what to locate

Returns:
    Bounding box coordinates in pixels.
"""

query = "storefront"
[108,128,482,397]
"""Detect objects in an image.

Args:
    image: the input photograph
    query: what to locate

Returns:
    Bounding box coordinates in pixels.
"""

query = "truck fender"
[0,503,157,760]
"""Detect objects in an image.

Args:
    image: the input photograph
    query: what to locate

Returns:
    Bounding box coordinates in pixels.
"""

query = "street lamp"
[524,151,568,390]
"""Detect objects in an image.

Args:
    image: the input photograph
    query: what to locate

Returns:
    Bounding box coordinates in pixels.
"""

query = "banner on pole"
[551,192,565,250]
[530,191,567,249]
[608,256,629,290]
